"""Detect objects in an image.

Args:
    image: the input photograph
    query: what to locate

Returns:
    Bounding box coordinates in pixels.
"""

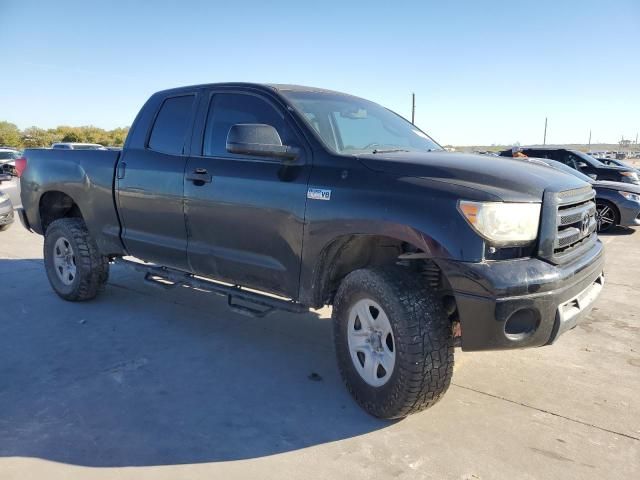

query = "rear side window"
[203,93,291,157]
[523,149,541,158]
[148,95,195,155]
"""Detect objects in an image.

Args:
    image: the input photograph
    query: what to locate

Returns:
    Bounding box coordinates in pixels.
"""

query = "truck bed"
[20,149,125,256]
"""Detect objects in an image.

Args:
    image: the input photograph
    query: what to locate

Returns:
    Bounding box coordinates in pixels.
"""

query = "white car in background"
[51,142,107,150]
[0,147,21,168]
[0,148,22,208]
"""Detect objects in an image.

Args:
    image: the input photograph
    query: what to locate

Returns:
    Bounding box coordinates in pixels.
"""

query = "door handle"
[186,168,212,184]
[117,162,126,179]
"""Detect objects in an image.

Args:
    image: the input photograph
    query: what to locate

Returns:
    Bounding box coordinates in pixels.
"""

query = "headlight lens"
[621,171,639,183]
[458,201,541,245]
[619,191,640,202]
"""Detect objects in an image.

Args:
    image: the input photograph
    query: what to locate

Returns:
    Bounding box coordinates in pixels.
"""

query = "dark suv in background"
[500,147,640,185]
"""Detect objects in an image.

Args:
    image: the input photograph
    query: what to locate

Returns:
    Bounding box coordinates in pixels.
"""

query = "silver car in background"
[0,148,21,209]
[51,142,107,150]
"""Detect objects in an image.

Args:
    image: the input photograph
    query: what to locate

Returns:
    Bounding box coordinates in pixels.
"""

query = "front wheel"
[332,267,454,419]
[595,200,619,232]
[44,218,109,301]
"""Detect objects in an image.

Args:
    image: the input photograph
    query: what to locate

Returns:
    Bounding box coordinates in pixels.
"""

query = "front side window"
[281,90,442,155]
[567,152,591,170]
[148,95,195,155]
[203,93,291,157]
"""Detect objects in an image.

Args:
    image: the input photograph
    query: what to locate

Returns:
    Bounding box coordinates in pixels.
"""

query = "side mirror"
[226,124,299,160]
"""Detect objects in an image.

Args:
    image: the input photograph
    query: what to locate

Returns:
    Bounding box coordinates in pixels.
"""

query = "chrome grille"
[553,190,597,258]
[557,200,596,226]
[557,185,593,199]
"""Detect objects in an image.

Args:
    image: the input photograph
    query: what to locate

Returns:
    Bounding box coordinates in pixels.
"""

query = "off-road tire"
[333,266,454,419]
[44,218,109,301]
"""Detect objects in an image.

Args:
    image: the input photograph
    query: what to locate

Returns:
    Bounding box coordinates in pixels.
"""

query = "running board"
[114,259,308,318]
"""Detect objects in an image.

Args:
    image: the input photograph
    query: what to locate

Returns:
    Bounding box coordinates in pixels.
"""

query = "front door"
[184,90,311,298]
[116,93,197,270]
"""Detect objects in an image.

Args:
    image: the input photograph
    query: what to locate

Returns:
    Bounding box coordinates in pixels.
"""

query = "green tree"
[0,121,131,148]
[108,127,129,146]
[0,121,22,147]
[21,127,55,148]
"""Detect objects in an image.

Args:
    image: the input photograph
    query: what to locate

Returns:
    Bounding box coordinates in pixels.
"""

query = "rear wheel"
[595,200,619,232]
[44,218,109,301]
[333,267,454,419]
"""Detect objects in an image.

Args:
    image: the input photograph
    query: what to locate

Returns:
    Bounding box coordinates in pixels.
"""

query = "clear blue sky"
[1,0,638,146]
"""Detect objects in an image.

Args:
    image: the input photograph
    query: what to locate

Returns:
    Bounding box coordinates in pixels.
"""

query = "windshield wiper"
[372,149,410,154]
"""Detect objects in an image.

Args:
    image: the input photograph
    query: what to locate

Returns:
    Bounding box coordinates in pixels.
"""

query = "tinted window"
[0,151,19,160]
[571,150,598,166]
[203,93,291,157]
[148,95,195,155]
[551,151,574,166]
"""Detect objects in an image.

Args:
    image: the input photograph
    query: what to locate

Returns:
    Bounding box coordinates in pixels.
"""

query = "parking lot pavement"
[0,224,638,480]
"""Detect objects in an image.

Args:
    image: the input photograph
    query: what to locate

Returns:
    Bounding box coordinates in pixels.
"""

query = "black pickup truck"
[18,83,605,419]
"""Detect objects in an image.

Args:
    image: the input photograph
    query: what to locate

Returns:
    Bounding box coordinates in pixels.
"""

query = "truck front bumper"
[438,240,605,351]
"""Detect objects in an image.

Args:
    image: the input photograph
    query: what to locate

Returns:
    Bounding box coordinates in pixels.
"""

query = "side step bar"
[114,259,308,318]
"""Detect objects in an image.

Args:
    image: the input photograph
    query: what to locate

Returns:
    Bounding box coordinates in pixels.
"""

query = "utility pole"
[588,129,591,150]
[411,93,415,125]
[543,117,548,145]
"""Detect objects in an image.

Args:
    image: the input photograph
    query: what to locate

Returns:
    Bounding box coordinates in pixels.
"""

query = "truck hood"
[594,180,640,194]
[357,151,589,202]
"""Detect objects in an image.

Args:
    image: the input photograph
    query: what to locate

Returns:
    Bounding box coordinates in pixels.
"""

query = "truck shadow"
[599,226,636,236]
[0,259,391,467]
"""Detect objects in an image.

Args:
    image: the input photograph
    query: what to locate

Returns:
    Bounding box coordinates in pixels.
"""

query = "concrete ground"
[0,222,638,480]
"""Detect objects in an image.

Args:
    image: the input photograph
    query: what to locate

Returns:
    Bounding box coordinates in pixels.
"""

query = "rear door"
[183,89,311,298]
[116,92,198,270]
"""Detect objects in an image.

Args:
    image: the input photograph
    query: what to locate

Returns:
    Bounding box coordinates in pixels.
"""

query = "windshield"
[542,158,594,183]
[0,151,20,160]
[572,150,602,165]
[72,145,102,150]
[281,91,442,155]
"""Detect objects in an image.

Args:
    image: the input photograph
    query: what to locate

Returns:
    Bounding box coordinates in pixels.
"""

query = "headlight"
[620,171,639,183]
[619,191,640,202]
[458,201,541,245]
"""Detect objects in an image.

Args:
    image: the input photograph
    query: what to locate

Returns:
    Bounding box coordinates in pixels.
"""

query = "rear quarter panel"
[20,149,125,255]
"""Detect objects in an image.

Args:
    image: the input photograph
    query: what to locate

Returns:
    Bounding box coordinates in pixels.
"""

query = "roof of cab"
[152,82,355,98]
